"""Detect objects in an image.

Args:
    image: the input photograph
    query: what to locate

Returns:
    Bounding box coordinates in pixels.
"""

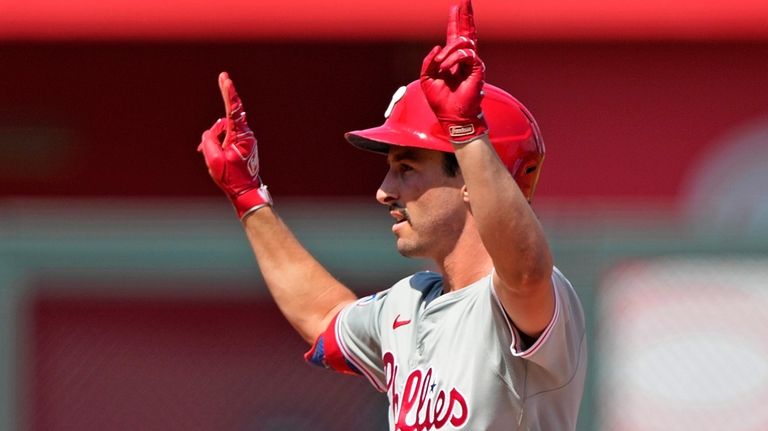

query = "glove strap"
[234,183,273,221]
[439,113,489,144]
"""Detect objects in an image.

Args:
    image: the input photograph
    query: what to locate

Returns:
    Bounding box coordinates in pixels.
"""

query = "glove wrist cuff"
[438,115,489,144]
[234,184,273,220]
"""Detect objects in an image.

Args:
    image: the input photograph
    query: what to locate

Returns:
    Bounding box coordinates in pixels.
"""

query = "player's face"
[376,146,467,260]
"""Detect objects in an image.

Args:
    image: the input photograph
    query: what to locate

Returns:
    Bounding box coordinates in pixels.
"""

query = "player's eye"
[399,163,414,173]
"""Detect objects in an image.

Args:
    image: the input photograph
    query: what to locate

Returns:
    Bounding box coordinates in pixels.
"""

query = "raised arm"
[419,0,554,338]
[198,72,357,344]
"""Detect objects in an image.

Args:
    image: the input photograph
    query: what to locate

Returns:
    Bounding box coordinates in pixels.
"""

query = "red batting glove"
[198,72,272,220]
[420,0,488,144]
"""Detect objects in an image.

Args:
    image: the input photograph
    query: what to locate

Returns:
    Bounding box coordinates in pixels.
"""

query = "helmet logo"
[384,86,407,118]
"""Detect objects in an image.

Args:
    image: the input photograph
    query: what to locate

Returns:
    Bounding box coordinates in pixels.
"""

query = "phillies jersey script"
[306,267,587,430]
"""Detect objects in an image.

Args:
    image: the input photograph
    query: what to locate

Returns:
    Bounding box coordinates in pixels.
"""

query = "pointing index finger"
[458,0,477,42]
[218,71,244,121]
[218,72,231,118]
[446,0,477,45]
[445,3,459,45]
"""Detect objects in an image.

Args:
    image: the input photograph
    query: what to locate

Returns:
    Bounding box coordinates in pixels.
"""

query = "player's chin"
[395,238,424,258]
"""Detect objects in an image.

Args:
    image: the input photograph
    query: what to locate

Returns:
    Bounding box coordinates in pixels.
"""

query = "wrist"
[438,114,488,144]
[233,183,273,220]
[450,130,490,149]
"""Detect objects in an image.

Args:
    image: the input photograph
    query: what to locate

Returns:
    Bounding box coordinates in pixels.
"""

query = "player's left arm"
[421,0,554,338]
[456,135,554,339]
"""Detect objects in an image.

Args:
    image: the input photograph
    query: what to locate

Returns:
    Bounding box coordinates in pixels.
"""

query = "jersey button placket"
[415,309,431,359]
[409,317,419,368]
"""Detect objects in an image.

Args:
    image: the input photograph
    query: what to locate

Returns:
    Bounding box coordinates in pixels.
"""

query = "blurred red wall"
[1,42,766,201]
[26,289,387,431]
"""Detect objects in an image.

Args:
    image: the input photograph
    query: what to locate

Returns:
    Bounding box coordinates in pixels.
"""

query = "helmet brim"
[345,125,454,155]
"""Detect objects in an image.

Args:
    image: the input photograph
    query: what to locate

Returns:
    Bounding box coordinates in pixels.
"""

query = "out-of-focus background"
[1,1,767,430]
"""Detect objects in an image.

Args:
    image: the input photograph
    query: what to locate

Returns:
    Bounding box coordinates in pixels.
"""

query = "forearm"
[453,136,552,288]
[243,207,357,344]
[197,73,357,344]
[418,0,554,336]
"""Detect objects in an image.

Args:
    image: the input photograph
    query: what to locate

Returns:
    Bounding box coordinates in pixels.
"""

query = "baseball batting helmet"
[345,80,545,201]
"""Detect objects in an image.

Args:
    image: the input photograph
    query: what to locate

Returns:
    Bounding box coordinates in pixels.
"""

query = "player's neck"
[436,226,492,293]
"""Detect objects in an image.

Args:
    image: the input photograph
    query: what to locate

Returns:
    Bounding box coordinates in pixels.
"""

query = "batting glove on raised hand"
[198,72,272,220]
[420,0,488,144]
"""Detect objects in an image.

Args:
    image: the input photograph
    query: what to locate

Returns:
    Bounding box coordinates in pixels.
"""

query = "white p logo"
[384,86,407,119]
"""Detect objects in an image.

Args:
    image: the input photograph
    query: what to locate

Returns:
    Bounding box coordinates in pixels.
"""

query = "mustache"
[389,205,411,222]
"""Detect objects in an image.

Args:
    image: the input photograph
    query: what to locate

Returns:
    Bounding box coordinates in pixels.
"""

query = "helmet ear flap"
[513,155,545,202]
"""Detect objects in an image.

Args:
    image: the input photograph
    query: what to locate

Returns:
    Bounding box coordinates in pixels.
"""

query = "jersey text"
[383,352,469,430]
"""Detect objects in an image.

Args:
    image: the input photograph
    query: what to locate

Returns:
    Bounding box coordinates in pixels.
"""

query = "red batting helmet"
[345,80,545,201]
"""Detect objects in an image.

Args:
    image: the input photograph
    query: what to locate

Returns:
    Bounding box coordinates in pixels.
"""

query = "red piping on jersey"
[304,313,359,375]
[490,270,562,358]
[517,283,561,358]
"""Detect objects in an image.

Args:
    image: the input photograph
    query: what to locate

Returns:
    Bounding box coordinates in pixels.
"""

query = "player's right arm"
[242,208,357,344]
[198,72,357,344]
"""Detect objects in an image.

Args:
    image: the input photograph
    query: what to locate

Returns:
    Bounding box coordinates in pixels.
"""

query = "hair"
[442,152,460,177]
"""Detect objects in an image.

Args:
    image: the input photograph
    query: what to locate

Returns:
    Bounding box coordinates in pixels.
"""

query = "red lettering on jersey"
[383,352,469,430]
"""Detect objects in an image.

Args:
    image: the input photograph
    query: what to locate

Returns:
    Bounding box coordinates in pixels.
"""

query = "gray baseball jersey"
[306,267,586,430]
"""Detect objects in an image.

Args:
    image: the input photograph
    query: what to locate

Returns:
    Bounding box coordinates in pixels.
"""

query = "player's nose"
[376,169,399,205]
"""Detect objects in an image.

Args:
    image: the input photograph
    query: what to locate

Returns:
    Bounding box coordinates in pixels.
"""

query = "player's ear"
[461,185,470,203]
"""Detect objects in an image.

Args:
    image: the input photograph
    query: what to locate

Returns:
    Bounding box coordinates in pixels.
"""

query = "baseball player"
[197,0,586,429]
